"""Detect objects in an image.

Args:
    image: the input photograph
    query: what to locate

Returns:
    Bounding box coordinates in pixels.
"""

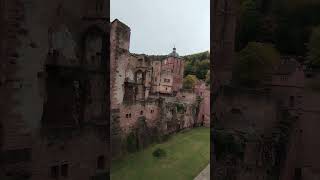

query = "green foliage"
[237,0,320,56]
[214,131,245,161]
[183,51,210,80]
[152,148,167,158]
[126,132,137,153]
[111,128,209,180]
[183,75,198,89]
[175,103,185,113]
[233,42,280,87]
[183,51,210,62]
[307,26,320,66]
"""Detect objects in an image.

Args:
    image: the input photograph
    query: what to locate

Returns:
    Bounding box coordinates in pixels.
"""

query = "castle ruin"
[110,19,210,158]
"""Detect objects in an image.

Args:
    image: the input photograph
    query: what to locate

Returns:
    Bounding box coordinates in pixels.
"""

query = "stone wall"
[1,0,109,179]
[216,87,278,133]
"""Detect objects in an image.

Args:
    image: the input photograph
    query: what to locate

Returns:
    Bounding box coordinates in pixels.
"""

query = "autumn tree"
[183,75,198,90]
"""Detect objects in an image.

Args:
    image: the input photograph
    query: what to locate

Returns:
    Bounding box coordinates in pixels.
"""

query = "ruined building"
[110,19,210,158]
[0,0,109,179]
[212,0,320,180]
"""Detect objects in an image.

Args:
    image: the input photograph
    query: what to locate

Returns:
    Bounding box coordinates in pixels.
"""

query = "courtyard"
[111,127,210,180]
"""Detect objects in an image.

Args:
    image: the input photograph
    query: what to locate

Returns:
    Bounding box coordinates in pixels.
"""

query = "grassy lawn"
[111,127,210,180]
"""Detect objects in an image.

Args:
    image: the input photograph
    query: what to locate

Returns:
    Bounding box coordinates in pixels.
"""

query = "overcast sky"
[111,0,210,56]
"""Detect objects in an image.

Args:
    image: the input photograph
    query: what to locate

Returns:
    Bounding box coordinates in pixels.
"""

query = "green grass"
[111,127,210,180]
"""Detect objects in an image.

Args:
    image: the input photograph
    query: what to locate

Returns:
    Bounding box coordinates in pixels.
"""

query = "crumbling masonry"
[110,19,210,158]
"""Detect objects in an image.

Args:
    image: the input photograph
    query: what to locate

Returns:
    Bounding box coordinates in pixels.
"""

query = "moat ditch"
[110,127,210,180]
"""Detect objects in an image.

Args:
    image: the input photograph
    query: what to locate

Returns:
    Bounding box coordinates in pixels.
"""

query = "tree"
[195,60,210,80]
[183,75,198,89]
[237,0,262,50]
[183,51,210,80]
[307,26,320,66]
[184,61,196,77]
[233,42,280,87]
[236,0,320,56]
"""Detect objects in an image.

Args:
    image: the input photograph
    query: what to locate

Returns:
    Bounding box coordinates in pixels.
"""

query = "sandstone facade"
[110,19,210,158]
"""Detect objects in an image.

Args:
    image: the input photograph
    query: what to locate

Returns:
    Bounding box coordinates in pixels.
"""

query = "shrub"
[183,75,198,89]
[126,132,137,153]
[176,103,185,113]
[152,148,167,158]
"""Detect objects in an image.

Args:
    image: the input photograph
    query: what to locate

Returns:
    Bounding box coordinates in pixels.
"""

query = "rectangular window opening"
[50,165,59,179]
[61,164,69,177]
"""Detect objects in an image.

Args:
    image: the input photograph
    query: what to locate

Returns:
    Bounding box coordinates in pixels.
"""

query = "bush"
[152,148,167,158]
[176,103,185,113]
[126,132,138,153]
[183,75,198,89]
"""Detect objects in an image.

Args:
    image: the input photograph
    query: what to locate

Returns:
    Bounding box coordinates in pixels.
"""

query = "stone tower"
[110,19,131,110]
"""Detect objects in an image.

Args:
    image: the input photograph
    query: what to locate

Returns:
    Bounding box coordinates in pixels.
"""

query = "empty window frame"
[61,164,69,177]
[50,165,59,179]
